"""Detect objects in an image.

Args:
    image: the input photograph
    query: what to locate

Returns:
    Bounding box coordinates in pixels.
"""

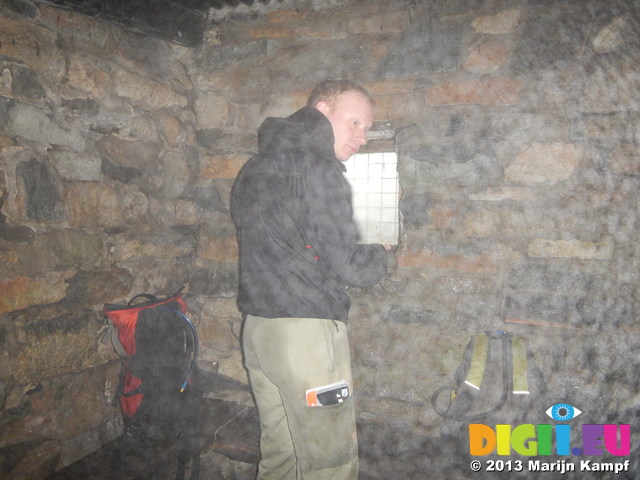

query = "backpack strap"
[463,333,489,391]
[511,334,530,395]
[127,293,159,306]
[101,317,128,359]
[431,331,515,421]
[431,332,491,417]
[463,332,512,420]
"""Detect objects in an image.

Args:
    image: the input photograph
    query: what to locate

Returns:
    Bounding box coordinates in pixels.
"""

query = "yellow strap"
[511,335,529,394]
[464,334,488,390]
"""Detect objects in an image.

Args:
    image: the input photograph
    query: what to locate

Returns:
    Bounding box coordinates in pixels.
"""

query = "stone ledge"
[44,397,260,480]
[44,370,260,480]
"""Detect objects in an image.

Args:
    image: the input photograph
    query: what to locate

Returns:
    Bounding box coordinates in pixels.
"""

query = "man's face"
[315,91,374,162]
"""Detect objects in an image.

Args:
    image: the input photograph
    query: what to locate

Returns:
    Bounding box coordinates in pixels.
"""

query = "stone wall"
[1,0,639,478]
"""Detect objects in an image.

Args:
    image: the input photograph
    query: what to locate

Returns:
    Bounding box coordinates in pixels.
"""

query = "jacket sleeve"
[305,155,388,288]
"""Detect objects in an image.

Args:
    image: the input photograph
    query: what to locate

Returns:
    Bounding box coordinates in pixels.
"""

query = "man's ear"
[315,100,330,115]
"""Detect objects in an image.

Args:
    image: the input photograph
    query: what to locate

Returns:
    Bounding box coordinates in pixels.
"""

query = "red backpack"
[103,289,198,440]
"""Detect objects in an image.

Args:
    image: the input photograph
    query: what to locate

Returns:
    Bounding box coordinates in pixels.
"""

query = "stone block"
[63,182,122,228]
[66,54,111,97]
[592,15,634,54]
[249,27,294,39]
[434,276,498,296]
[9,328,112,387]
[39,5,111,50]
[6,102,84,150]
[150,150,190,200]
[112,68,188,111]
[17,157,64,222]
[201,40,269,69]
[463,39,512,74]
[157,112,183,149]
[65,268,135,305]
[201,154,248,180]
[348,10,410,35]
[96,134,160,168]
[188,264,238,298]
[197,318,239,364]
[425,78,522,106]
[419,152,499,189]
[607,144,640,176]
[57,429,104,472]
[453,293,503,322]
[528,238,614,260]
[506,263,598,295]
[265,9,308,24]
[100,158,142,183]
[0,275,67,314]
[505,294,638,330]
[152,198,200,228]
[0,134,15,149]
[195,128,226,149]
[12,303,93,345]
[366,78,416,96]
[488,111,569,146]
[271,39,374,87]
[511,6,590,73]
[213,350,246,385]
[3,362,121,452]
[194,92,230,130]
[464,209,500,238]
[197,233,238,262]
[575,112,640,148]
[192,184,228,213]
[2,0,38,18]
[48,147,102,181]
[259,90,308,120]
[469,187,536,202]
[397,248,497,274]
[580,60,640,114]
[503,294,574,326]
[399,193,432,228]
[0,63,45,102]
[4,440,61,480]
[173,198,201,226]
[107,231,195,263]
[0,15,64,73]
[372,92,422,125]
[471,9,522,34]
[380,22,462,77]
[506,143,580,184]
[48,229,107,269]
[118,185,149,223]
[428,207,455,230]
[379,303,442,325]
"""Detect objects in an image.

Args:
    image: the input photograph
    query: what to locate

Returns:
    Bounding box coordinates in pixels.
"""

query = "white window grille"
[343,151,400,245]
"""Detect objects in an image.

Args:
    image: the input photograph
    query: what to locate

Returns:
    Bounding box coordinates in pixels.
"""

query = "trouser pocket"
[298,394,357,471]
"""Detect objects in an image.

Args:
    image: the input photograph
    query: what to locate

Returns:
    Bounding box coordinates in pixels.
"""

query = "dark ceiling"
[40,0,285,47]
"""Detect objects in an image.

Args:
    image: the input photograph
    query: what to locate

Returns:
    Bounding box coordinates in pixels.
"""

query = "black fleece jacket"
[230,106,388,322]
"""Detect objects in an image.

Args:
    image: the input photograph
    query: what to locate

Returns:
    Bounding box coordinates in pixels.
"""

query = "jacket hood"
[257,106,336,160]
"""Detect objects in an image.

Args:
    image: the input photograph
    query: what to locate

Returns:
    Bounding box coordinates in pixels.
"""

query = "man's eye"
[545,403,582,421]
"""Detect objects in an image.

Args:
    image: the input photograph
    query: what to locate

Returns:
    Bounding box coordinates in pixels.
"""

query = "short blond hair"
[307,78,375,109]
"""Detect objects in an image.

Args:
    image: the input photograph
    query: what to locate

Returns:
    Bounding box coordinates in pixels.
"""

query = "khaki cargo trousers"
[242,315,358,480]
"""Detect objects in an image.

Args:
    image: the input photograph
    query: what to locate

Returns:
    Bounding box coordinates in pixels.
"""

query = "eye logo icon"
[546,403,582,422]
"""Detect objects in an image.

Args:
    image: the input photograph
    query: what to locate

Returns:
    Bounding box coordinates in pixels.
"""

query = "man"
[230,79,389,480]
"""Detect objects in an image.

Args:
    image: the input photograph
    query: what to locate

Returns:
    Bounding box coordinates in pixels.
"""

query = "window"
[343,150,400,245]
